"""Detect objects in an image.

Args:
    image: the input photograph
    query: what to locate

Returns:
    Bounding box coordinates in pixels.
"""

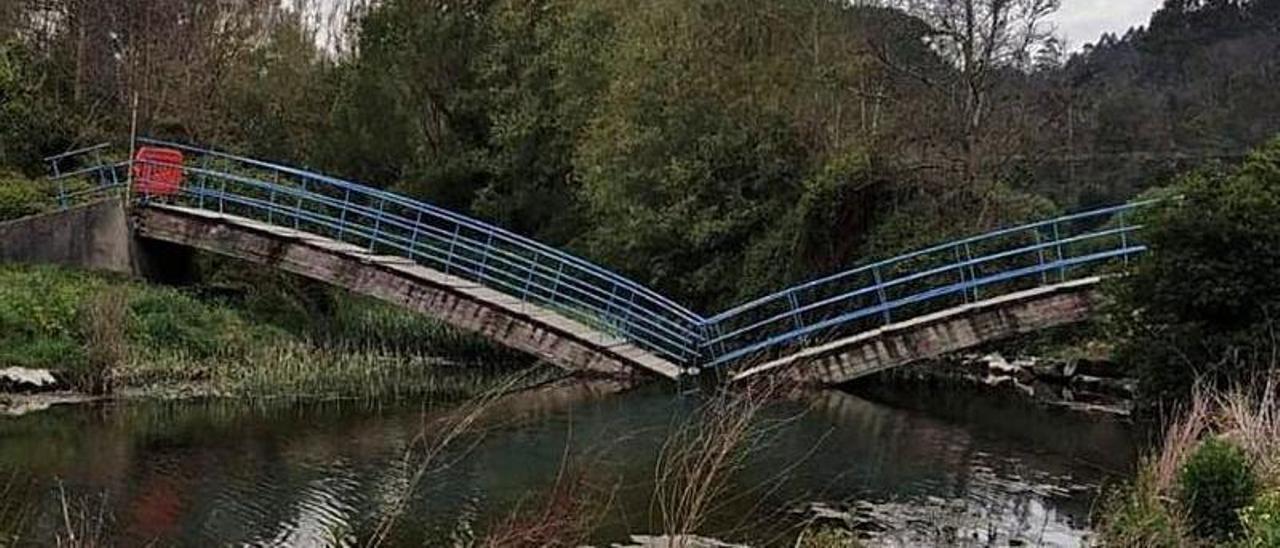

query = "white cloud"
[1050,0,1164,49]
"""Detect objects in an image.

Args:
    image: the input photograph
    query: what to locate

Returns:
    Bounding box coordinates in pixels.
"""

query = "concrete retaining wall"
[0,198,134,274]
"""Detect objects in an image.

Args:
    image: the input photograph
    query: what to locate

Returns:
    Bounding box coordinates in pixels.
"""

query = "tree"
[1111,137,1280,409]
[318,0,493,209]
[876,0,1060,183]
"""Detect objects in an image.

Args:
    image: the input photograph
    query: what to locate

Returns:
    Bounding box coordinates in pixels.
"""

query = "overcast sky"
[1050,0,1165,49]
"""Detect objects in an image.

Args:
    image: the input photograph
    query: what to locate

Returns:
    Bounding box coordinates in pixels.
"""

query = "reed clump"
[1096,377,1280,547]
[54,484,110,548]
[78,287,128,395]
[651,383,778,541]
[0,473,33,547]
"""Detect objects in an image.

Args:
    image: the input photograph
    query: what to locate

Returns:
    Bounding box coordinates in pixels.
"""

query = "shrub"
[1239,491,1280,548]
[1110,138,1280,410]
[0,265,100,368]
[1177,438,1258,540]
[0,171,49,221]
[1096,465,1192,547]
[78,288,128,394]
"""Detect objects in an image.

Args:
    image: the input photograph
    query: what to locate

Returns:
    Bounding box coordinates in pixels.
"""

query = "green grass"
[0,264,527,399]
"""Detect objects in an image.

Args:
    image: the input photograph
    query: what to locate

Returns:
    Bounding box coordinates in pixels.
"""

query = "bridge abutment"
[0,197,197,285]
[0,198,135,275]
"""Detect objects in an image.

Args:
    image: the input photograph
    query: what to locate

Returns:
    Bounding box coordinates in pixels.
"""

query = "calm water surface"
[0,381,1136,546]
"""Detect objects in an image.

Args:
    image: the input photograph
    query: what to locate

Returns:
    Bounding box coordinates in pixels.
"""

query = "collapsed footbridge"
[23,140,1152,385]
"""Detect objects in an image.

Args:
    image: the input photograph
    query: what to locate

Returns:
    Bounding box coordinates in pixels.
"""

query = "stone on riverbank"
[611,535,749,547]
[0,367,66,393]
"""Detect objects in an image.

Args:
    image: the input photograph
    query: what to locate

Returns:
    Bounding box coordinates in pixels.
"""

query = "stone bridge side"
[133,205,682,380]
[732,278,1104,386]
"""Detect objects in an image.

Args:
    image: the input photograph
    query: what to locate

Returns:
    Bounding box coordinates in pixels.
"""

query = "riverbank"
[1095,382,1280,546]
[0,263,534,406]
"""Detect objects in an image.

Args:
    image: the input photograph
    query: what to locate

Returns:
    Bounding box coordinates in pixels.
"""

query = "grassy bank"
[0,263,530,400]
[1096,381,1280,546]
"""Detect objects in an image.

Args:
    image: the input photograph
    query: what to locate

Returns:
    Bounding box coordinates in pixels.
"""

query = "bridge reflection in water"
[43,140,1153,384]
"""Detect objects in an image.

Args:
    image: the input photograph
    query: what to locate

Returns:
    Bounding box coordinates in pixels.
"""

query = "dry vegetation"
[1096,377,1280,547]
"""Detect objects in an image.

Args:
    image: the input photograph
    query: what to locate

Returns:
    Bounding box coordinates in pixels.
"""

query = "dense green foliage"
[1178,438,1258,540]
[0,172,49,221]
[6,0,1277,310]
[1111,138,1280,406]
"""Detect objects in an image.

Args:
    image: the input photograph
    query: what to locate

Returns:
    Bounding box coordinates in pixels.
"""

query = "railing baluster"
[294,179,307,229]
[872,266,891,325]
[369,198,385,251]
[1034,227,1048,285]
[713,323,729,367]
[270,173,283,224]
[787,291,805,331]
[337,188,351,242]
[619,289,637,340]
[520,254,537,302]
[1118,210,1130,266]
[56,176,67,209]
[267,173,279,225]
[109,163,121,195]
[197,155,211,210]
[478,229,494,280]
[1053,220,1066,282]
[603,283,620,329]
[409,210,423,258]
[953,245,968,303]
[549,261,564,304]
[964,242,980,301]
[444,224,461,274]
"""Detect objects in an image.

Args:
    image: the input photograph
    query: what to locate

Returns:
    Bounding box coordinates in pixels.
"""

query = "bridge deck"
[731,277,1103,385]
[136,204,684,380]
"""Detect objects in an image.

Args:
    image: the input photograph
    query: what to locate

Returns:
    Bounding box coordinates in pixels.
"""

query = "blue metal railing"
[44,140,1155,377]
[44,143,126,207]
[49,139,706,365]
[696,201,1154,369]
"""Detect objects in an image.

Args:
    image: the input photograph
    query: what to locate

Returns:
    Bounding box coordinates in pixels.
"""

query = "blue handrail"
[696,201,1153,369]
[63,139,706,364]
[44,141,1155,377]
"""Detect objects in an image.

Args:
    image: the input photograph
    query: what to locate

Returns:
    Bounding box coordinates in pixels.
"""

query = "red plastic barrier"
[132,147,185,197]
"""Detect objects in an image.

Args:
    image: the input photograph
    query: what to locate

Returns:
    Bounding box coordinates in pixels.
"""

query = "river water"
[0,381,1136,546]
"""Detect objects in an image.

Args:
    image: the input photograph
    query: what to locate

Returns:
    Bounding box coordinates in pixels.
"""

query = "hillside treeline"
[2,0,1278,309]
